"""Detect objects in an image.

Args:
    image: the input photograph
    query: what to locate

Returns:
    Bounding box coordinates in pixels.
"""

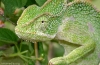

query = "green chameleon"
[15,0,100,65]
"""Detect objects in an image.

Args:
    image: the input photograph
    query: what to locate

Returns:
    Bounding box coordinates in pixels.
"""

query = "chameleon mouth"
[15,27,35,39]
[36,31,56,39]
[15,28,36,35]
[15,27,55,41]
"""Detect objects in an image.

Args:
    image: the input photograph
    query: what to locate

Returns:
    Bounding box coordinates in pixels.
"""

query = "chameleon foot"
[49,57,67,65]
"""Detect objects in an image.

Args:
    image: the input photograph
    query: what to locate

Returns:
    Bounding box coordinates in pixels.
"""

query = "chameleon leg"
[49,39,95,65]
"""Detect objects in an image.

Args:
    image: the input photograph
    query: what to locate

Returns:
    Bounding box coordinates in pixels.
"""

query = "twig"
[48,43,53,61]
[34,42,40,65]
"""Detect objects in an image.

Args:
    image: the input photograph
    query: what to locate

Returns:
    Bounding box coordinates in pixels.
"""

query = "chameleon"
[15,0,100,65]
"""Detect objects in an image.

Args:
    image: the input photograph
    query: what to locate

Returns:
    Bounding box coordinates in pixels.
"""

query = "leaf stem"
[19,55,29,63]
[22,55,35,60]
[8,53,19,57]
[20,50,28,54]
[15,44,20,52]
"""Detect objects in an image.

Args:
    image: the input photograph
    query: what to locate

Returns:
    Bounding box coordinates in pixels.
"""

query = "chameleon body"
[15,0,100,65]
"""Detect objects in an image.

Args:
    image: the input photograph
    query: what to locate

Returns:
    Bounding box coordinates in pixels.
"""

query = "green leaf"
[0,28,19,46]
[25,0,37,7]
[1,47,24,65]
[35,0,47,6]
[2,0,27,16]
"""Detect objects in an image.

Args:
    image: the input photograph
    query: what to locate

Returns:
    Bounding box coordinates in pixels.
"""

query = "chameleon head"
[15,0,66,42]
[15,6,62,42]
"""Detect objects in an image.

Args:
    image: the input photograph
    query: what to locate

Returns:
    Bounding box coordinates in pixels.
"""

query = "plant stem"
[15,44,20,52]
[21,50,28,54]
[22,55,35,60]
[34,42,40,65]
[48,43,53,61]
[19,55,29,63]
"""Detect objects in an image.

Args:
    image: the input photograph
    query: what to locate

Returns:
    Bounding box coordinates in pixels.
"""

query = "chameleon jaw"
[15,28,56,42]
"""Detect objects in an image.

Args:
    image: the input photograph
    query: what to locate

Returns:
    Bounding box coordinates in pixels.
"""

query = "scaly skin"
[15,0,100,65]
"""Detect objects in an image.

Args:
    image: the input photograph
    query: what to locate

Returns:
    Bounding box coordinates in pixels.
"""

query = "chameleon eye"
[42,21,44,23]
